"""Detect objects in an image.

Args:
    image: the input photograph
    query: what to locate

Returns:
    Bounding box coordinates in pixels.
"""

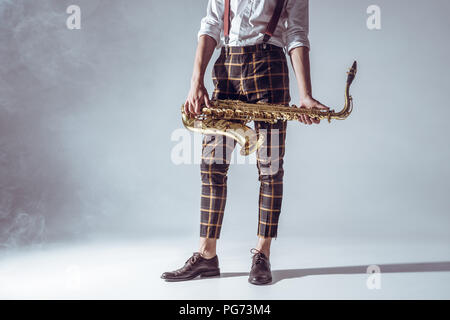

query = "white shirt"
[197,0,310,53]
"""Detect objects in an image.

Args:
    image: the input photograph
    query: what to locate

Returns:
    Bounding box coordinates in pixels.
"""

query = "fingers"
[184,100,189,115]
[204,93,212,109]
[186,93,208,116]
[188,98,196,115]
[189,96,201,115]
[298,106,305,124]
[301,115,312,125]
[310,101,327,124]
[193,98,200,115]
[305,115,312,125]
[185,82,211,116]
[298,107,312,125]
[195,96,204,115]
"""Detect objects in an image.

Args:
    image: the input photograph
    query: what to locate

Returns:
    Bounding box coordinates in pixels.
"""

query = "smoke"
[0,0,96,248]
[0,212,46,248]
[0,0,185,248]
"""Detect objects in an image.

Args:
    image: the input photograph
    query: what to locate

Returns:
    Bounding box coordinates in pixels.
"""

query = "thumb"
[316,102,330,110]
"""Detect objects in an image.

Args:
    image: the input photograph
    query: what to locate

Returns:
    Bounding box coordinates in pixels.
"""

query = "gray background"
[0,0,449,249]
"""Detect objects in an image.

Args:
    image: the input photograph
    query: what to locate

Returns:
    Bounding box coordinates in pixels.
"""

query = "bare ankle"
[256,237,272,258]
[199,237,217,259]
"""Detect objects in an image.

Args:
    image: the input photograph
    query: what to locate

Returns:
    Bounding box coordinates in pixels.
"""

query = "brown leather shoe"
[161,252,220,282]
[248,248,272,285]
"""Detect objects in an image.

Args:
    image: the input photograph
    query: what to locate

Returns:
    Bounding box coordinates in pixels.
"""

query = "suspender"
[223,0,286,47]
[224,0,231,45]
[263,0,286,43]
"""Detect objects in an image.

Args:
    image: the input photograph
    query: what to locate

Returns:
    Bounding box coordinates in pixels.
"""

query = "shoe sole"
[248,277,272,285]
[162,268,220,282]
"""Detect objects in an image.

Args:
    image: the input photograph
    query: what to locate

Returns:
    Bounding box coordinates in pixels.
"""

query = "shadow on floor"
[219,261,450,285]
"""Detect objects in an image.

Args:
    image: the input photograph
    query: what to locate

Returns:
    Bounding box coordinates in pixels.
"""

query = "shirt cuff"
[286,39,310,54]
[197,21,222,49]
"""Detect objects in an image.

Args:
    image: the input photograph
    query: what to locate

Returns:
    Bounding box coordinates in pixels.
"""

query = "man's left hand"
[298,96,330,125]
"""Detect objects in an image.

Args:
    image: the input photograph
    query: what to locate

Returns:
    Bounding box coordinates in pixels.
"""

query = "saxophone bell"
[181,106,266,156]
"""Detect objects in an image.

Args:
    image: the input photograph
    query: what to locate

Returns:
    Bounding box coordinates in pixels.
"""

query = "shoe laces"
[250,248,265,265]
[185,252,201,265]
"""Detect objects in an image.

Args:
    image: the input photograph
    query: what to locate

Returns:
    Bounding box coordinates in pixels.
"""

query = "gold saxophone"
[181,61,357,156]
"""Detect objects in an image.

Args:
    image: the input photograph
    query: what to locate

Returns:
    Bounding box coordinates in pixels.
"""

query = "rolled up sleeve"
[197,0,224,49]
[285,0,310,53]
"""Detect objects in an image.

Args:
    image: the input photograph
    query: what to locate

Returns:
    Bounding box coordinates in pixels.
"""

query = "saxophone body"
[181,61,357,156]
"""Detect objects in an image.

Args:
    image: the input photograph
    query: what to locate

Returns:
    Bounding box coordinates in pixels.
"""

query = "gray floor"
[0,235,449,299]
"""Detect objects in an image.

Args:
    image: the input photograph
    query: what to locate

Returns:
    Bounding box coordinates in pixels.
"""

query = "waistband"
[221,43,284,55]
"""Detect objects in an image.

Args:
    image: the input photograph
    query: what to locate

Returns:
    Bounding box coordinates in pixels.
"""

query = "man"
[161,0,329,285]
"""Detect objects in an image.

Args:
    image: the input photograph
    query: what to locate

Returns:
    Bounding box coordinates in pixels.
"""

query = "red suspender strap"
[224,0,231,44]
[263,0,286,43]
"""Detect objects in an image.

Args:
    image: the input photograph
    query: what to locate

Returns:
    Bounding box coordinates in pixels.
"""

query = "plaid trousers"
[200,43,290,239]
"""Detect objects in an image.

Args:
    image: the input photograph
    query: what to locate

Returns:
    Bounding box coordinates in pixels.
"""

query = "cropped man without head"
[161,0,329,285]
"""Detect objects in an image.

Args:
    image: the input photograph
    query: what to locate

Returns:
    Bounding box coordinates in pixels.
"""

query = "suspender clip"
[262,33,270,49]
[224,36,229,45]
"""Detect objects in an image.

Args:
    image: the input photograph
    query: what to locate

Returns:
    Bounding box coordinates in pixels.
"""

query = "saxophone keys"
[224,109,234,118]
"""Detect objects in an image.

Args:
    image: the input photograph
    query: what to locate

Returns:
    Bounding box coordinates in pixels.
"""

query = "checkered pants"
[200,43,290,239]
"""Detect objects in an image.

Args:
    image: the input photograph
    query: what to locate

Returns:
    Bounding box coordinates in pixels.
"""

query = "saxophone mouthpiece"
[352,61,357,74]
[347,61,357,85]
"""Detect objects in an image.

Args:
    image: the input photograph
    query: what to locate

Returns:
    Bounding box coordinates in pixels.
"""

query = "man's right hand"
[184,80,212,116]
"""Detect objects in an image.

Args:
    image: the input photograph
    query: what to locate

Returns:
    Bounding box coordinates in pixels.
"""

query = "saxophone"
[181,61,357,156]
